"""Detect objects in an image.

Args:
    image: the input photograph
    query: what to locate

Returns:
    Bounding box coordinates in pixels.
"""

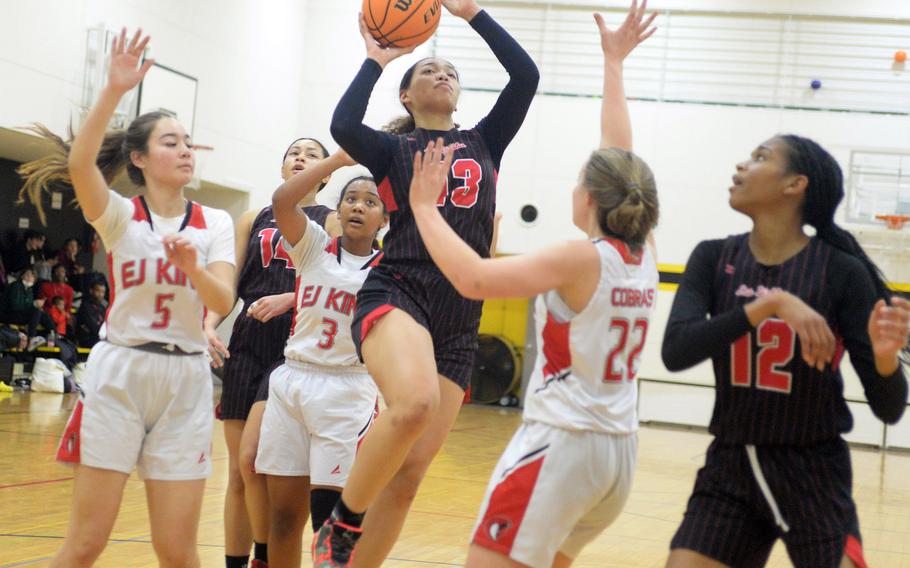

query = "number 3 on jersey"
[436,159,482,209]
[731,319,796,393]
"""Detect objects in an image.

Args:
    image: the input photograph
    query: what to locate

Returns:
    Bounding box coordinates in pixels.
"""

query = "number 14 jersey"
[524,238,658,434]
[283,219,382,367]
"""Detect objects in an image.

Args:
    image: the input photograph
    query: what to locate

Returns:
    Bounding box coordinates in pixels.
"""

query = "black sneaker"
[312,516,362,567]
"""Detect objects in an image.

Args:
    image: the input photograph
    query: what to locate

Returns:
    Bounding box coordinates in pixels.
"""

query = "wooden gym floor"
[2,390,910,567]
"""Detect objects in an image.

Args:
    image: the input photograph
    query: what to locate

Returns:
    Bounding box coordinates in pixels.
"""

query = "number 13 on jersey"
[436,159,482,209]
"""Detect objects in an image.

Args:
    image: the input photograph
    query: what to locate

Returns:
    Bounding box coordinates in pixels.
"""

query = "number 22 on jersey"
[731,318,796,393]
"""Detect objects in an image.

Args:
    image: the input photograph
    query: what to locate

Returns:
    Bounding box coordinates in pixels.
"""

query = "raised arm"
[273,150,355,247]
[457,1,540,167]
[410,140,593,299]
[596,0,657,151]
[69,29,154,221]
[330,15,414,177]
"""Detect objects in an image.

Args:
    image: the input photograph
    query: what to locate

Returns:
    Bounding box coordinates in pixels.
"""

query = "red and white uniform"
[256,219,380,485]
[57,191,234,480]
[473,238,657,567]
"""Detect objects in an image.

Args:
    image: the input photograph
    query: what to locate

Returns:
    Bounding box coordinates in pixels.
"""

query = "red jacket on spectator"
[39,282,74,313]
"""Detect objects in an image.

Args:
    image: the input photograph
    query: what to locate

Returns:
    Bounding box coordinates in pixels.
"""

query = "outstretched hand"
[107,28,155,94]
[868,297,910,363]
[359,13,417,69]
[441,0,482,21]
[594,0,657,65]
[409,138,454,210]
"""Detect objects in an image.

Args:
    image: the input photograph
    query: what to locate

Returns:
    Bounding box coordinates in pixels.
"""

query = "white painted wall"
[0,0,311,210]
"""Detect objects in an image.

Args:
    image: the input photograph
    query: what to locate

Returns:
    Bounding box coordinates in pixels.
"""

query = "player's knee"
[153,540,199,568]
[227,459,246,493]
[271,505,307,540]
[238,446,259,484]
[62,537,107,567]
[391,391,438,431]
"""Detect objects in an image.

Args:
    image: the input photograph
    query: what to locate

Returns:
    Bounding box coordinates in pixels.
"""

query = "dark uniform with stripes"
[219,204,332,420]
[330,10,538,390]
[662,234,907,567]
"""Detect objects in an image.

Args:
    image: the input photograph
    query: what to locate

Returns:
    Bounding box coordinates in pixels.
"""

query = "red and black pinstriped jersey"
[331,10,538,267]
[369,128,497,264]
[235,204,332,306]
[663,233,907,446]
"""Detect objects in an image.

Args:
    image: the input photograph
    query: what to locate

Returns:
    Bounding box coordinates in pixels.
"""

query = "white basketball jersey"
[523,238,658,434]
[92,191,235,353]
[284,219,381,366]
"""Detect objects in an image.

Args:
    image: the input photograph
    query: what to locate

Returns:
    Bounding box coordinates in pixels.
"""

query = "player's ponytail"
[583,148,658,248]
[383,115,416,135]
[17,111,172,224]
[779,135,894,301]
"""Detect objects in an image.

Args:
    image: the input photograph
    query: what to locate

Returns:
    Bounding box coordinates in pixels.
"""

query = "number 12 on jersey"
[730,319,795,393]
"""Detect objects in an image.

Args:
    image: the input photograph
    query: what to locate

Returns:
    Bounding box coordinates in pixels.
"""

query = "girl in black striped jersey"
[662,84,910,568]
[317,0,538,566]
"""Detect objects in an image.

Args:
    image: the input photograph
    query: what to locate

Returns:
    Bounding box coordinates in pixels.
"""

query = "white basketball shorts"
[57,341,213,480]
[255,359,378,487]
[472,420,637,567]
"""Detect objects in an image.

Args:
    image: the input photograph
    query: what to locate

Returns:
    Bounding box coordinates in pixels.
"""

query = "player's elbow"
[330,114,356,146]
[661,330,693,372]
[871,395,907,425]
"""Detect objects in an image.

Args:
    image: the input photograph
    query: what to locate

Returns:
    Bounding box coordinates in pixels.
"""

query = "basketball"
[363,0,442,48]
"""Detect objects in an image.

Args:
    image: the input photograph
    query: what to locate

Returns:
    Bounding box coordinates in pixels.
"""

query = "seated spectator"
[39,265,74,317]
[48,295,68,336]
[1,267,54,350]
[76,281,106,348]
[57,237,86,288]
[8,230,56,281]
[0,324,27,350]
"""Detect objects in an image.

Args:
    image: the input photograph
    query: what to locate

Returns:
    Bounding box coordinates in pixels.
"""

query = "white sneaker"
[27,336,46,352]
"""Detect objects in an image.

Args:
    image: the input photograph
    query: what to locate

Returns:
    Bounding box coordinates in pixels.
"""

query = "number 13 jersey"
[524,238,658,434]
[91,191,235,353]
[283,219,382,367]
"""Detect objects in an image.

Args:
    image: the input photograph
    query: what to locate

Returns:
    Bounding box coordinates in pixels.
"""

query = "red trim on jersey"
[601,237,643,266]
[325,237,340,255]
[844,535,868,568]
[131,196,149,222]
[56,399,84,464]
[368,252,384,268]
[377,177,399,213]
[541,312,571,377]
[105,253,116,323]
[185,202,207,229]
[472,453,546,557]
[832,335,846,371]
[360,304,395,343]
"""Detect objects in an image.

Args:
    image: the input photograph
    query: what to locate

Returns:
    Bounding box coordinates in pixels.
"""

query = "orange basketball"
[363,0,442,48]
